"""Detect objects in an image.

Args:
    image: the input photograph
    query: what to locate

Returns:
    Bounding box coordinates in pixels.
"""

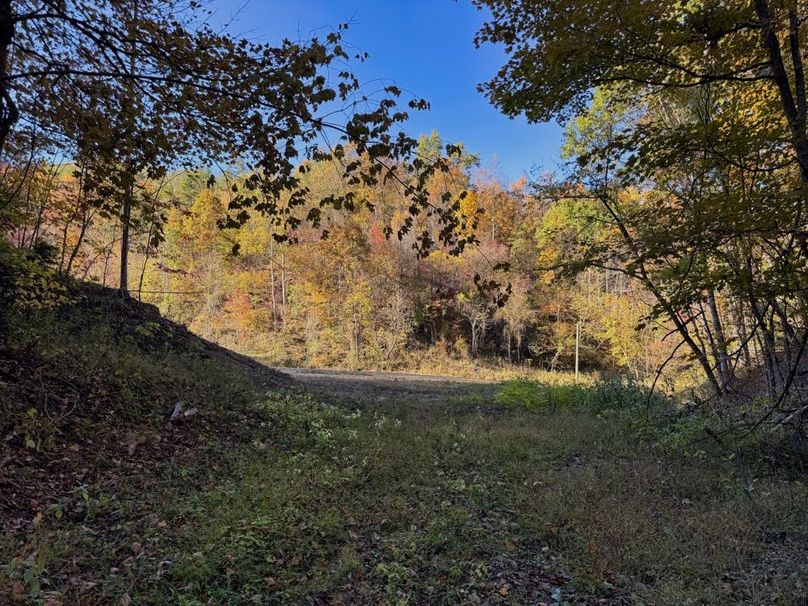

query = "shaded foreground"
[1,292,807,604]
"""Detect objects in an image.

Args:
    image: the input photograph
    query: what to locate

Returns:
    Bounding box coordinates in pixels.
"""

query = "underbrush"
[495,377,662,411]
[0,284,289,603]
[0,287,261,452]
[491,377,797,462]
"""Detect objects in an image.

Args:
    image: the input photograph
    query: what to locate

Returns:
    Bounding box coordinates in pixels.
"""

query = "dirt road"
[277,367,496,408]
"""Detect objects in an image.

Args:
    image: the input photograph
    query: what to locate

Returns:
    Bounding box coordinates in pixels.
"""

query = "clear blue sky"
[213,0,564,182]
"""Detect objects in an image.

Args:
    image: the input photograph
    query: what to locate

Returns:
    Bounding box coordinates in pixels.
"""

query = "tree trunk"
[65,164,91,276]
[65,211,93,276]
[137,220,156,301]
[102,219,118,287]
[0,0,19,156]
[733,301,752,368]
[269,240,277,329]
[280,250,287,328]
[707,291,732,390]
[58,211,75,273]
[119,179,133,295]
[754,0,808,182]
[749,295,783,398]
[596,190,724,395]
[506,330,512,363]
[118,2,139,296]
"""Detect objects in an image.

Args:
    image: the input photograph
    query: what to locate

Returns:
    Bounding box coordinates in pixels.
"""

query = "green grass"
[494,378,587,410]
[5,387,808,604]
[2,289,808,604]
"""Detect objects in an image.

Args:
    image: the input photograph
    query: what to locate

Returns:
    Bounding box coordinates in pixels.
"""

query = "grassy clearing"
[5,385,808,604]
[2,290,808,604]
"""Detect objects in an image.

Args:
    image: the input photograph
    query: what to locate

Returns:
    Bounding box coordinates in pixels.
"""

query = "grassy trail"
[4,365,808,604]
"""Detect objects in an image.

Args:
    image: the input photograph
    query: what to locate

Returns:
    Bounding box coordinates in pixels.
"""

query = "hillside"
[0,285,293,522]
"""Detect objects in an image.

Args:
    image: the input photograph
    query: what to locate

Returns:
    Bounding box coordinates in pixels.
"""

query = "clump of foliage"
[0,240,71,314]
[492,377,747,460]
[495,379,585,410]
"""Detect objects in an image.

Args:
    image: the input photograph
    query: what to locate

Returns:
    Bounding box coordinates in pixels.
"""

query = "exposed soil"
[279,366,494,408]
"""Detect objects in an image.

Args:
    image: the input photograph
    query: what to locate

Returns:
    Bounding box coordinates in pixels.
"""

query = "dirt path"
[277,367,496,408]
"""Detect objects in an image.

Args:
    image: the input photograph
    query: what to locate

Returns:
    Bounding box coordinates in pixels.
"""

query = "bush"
[491,376,739,458]
[493,376,663,413]
[583,377,668,413]
[0,241,73,315]
[494,379,582,410]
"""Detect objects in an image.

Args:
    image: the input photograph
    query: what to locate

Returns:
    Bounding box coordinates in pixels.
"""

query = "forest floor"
[3,289,808,604]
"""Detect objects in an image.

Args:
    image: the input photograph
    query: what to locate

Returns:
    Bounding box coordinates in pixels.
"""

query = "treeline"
[6,132,671,380]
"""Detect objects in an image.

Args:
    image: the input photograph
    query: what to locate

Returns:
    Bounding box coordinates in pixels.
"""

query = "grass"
[5,389,808,604]
[2,289,808,604]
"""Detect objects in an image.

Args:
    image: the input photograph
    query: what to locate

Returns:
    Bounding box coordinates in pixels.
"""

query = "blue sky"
[213,0,565,182]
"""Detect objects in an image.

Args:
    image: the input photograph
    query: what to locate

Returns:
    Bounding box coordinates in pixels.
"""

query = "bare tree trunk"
[65,165,92,276]
[16,177,34,247]
[269,240,277,329]
[137,219,156,301]
[119,179,133,295]
[119,1,139,297]
[280,249,287,328]
[707,291,732,389]
[772,298,797,375]
[749,295,783,398]
[506,330,512,363]
[101,219,118,287]
[65,209,96,276]
[734,301,752,368]
[28,197,47,249]
[58,211,75,273]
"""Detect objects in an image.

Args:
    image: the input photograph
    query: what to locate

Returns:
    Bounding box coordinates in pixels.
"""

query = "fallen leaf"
[11,581,25,602]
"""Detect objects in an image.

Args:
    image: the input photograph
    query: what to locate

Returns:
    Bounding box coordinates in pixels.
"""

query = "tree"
[457,291,493,357]
[2,1,479,298]
[495,278,532,362]
[475,1,808,412]
[474,0,807,179]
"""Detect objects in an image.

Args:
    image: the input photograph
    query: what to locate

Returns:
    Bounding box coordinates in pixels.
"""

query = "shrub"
[494,379,582,410]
